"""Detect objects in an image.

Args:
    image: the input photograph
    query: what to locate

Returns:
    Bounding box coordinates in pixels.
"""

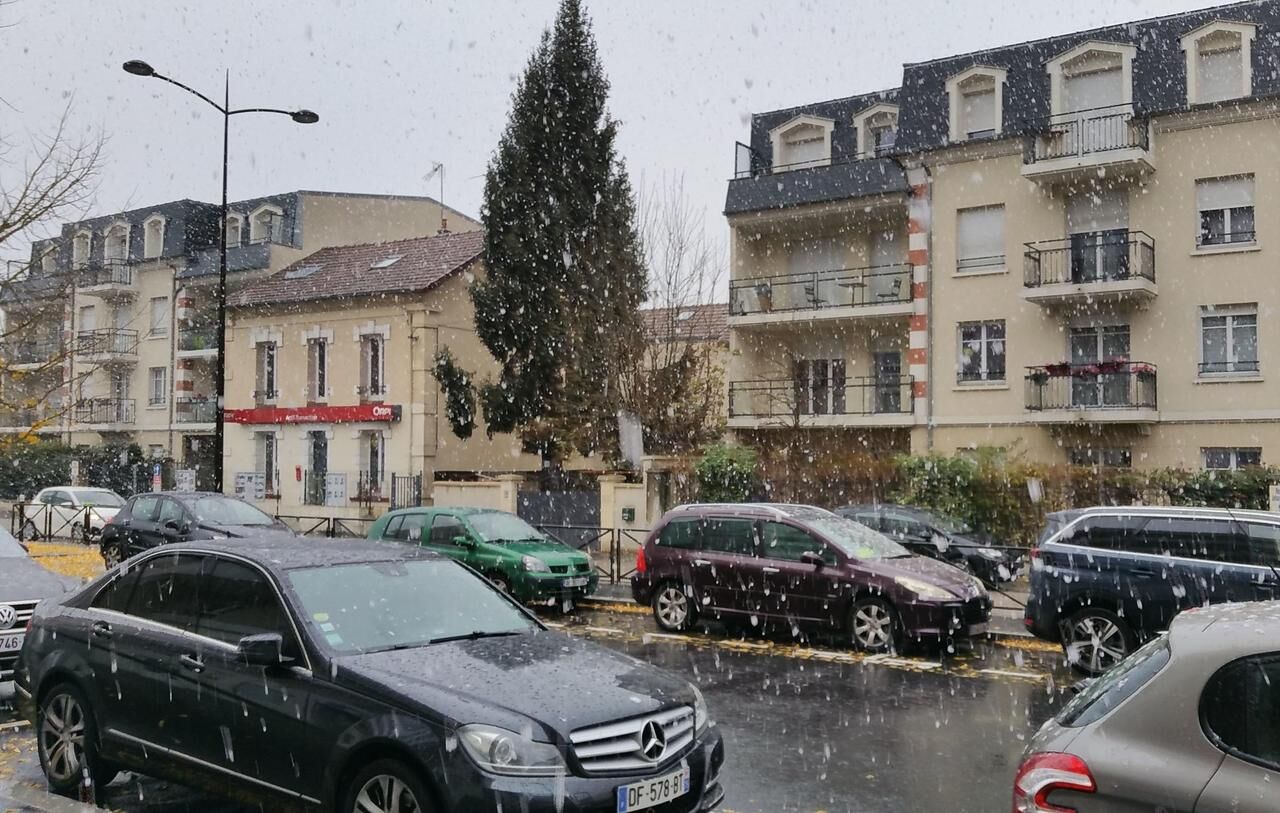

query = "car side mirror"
[237,633,289,668]
[454,535,476,549]
[163,519,189,535]
[800,551,825,568]
[930,532,950,551]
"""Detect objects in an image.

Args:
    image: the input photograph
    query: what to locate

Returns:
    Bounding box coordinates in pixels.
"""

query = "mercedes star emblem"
[0,604,16,631]
[640,720,666,762]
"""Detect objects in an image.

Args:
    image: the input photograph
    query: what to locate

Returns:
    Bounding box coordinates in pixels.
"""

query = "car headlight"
[521,555,550,573]
[457,724,565,776]
[692,685,710,734]
[977,546,1004,561]
[895,576,956,601]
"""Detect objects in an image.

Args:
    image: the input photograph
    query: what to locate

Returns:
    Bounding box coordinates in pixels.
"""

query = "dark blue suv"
[1025,506,1280,675]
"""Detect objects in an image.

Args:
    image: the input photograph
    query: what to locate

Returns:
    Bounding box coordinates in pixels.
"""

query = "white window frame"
[955,204,1006,273]
[852,103,899,159]
[1202,446,1262,471]
[768,114,835,172]
[148,296,169,337]
[147,366,167,407]
[1181,21,1256,105]
[1046,41,1135,116]
[249,204,285,244]
[957,320,1007,383]
[142,215,166,259]
[103,222,130,262]
[1199,304,1259,377]
[1196,175,1255,248]
[72,231,91,269]
[945,66,1007,142]
[307,338,329,402]
[225,213,244,247]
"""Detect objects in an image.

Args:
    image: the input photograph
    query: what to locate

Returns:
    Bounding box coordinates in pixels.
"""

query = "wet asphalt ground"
[0,600,1073,813]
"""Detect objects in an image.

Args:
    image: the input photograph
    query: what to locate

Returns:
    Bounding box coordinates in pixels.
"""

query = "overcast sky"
[3,0,1215,272]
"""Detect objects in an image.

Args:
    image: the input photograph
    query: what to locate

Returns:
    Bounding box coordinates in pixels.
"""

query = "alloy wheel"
[40,692,87,784]
[353,774,421,813]
[1067,614,1127,673]
[656,585,689,628]
[489,575,510,593]
[853,603,892,649]
[102,545,121,569]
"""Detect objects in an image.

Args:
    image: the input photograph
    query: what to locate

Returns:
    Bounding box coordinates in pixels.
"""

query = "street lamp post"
[123,60,317,494]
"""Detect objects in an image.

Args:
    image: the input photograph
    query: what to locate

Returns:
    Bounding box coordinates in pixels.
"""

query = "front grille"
[570,706,695,774]
[0,600,38,670]
[550,565,569,574]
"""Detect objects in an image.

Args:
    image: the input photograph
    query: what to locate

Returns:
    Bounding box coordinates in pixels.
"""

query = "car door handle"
[91,621,112,639]
[1130,568,1156,579]
[693,559,712,567]
[761,566,780,574]
[179,654,205,673]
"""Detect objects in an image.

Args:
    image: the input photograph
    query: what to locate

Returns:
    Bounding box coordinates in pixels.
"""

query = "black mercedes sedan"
[99,491,295,567]
[17,537,725,812]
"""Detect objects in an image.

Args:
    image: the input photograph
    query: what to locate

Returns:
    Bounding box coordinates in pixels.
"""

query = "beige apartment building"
[725,2,1279,470]
[223,231,542,517]
[6,191,475,487]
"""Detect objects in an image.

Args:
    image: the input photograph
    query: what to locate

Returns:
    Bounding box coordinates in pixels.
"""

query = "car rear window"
[1057,635,1170,728]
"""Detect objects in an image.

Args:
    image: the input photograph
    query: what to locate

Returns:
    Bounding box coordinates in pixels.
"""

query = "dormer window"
[143,215,166,259]
[72,232,90,268]
[853,103,899,158]
[1047,41,1134,116]
[250,205,284,244]
[225,214,244,247]
[1182,22,1256,105]
[768,115,834,172]
[946,66,1006,142]
[104,223,129,262]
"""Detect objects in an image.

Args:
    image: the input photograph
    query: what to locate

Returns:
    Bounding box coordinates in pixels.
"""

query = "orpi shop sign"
[224,404,402,425]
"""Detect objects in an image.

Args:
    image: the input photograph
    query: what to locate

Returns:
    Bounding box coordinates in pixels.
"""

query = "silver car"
[1015,601,1280,812]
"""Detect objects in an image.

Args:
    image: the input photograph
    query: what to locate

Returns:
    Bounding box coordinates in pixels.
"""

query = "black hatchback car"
[99,491,294,567]
[17,537,725,812]
[1025,506,1280,675]
[837,504,1022,587]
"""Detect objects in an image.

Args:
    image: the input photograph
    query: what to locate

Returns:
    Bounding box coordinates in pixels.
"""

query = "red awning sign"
[224,404,402,425]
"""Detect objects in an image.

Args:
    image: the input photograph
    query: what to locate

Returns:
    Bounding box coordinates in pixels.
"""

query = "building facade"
[725,1,1280,470]
[223,231,541,518]
[5,191,476,486]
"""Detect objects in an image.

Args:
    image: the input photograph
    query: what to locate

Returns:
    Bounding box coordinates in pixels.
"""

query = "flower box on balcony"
[1044,362,1071,377]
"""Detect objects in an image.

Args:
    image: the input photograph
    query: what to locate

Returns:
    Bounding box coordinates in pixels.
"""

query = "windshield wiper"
[426,630,527,646]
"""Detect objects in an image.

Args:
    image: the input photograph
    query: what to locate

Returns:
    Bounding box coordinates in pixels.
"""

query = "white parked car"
[30,487,126,539]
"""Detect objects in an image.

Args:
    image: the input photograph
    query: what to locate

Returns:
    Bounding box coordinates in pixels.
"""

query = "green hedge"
[698,445,1279,546]
[0,442,153,500]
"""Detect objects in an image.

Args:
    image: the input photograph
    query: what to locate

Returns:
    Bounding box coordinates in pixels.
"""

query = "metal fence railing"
[729,375,915,419]
[1024,104,1149,164]
[273,514,376,538]
[534,525,651,584]
[730,263,912,315]
[75,328,138,358]
[1024,230,1155,288]
[11,503,97,543]
[1025,361,1158,412]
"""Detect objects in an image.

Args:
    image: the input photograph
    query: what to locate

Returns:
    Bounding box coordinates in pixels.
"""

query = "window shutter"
[960,88,995,135]
[1197,176,1254,210]
[1063,66,1124,112]
[1198,43,1244,103]
[1066,190,1129,234]
[957,206,1005,267]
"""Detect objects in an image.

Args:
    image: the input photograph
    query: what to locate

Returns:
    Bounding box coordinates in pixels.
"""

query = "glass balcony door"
[1070,326,1130,408]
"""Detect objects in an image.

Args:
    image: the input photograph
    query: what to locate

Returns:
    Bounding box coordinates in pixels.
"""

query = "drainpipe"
[923,163,935,452]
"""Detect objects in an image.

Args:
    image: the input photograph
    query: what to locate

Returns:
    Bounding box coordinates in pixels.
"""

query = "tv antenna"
[424,163,447,233]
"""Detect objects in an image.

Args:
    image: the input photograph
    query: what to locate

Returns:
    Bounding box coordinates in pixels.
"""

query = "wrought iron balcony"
[728,375,914,425]
[74,398,135,426]
[79,259,133,291]
[1023,231,1156,306]
[175,397,218,424]
[731,264,912,322]
[1025,361,1157,420]
[1022,105,1153,181]
[75,329,138,361]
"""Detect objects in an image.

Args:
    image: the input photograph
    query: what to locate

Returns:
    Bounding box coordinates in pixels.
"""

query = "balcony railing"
[1024,104,1149,164]
[731,264,912,316]
[75,328,138,358]
[175,397,218,423]
[729,375,914,419]
[177,326,219,353]
[79,259,133,288]
[1025,361,1157,412]
[74,398,135,425]
[3,338,62,366]
[1024,231,1155,288]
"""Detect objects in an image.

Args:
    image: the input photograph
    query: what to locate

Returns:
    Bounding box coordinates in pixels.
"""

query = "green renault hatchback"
[368,507,599,605]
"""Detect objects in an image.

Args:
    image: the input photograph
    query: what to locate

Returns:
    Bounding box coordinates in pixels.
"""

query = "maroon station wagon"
[632,504,992,651]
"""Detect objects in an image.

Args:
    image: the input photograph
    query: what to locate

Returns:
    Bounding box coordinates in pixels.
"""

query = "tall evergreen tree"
[443,0,646,463]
